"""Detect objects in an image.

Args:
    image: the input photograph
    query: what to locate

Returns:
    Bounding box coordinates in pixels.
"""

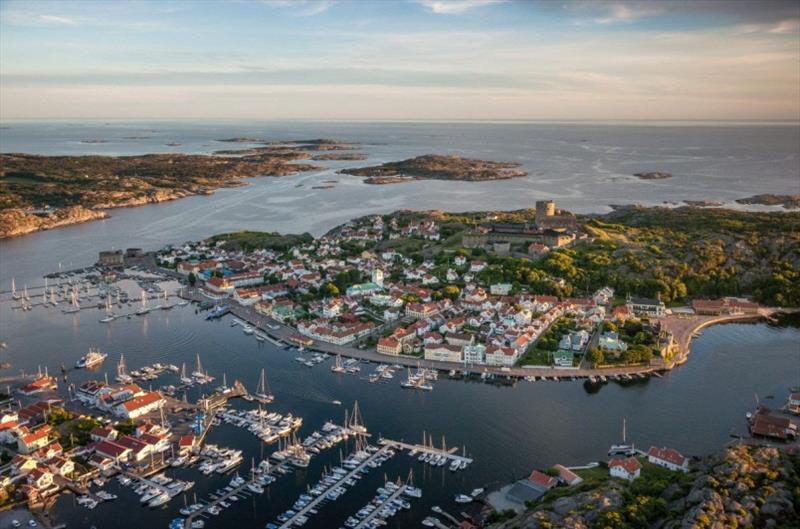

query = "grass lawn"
[518,348,551,366]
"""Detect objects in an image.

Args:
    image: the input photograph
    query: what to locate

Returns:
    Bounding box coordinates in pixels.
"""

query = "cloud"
[769,18,800,34]
[260,0,332,16]
[38,14,78,26]
[593,3,664,24]
[417,0,504,15]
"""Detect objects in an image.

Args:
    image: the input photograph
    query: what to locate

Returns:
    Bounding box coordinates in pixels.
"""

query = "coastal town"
[0,201,796,529]
[148,201,777,381]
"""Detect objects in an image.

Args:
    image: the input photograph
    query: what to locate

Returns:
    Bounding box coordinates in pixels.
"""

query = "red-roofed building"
[17,425,51,454]
[527,470,558,491]
[113,391,165,419]
[647,446,689,472]
[377,337,401,355]
[609,457,641,481]
[94,440,131,462]
[553,464,583,486]
[178,434,196,456]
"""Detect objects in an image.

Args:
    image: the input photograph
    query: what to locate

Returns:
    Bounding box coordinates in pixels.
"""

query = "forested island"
[338,154,527,184]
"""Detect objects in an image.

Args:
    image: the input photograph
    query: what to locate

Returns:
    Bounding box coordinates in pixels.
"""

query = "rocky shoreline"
[486,444,798,529]
[0,205,108,238]
[0,142,340,239]
[736,194,800,210]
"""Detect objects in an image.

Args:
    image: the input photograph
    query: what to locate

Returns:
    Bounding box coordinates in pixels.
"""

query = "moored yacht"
[76,347,108,369]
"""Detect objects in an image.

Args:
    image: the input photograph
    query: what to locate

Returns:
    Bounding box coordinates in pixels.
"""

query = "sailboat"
[330,354,346,374]
[349,401,367,435]
[161,290,172,310]
[253,369,275,404]
[136,291,150,315]
[62,290,80,313]
[116,353,133,384]
[608,418,636,457]
[180,363,193,386]
[100,294,115,322]
[192,354,214,383]
[11,278,20,301]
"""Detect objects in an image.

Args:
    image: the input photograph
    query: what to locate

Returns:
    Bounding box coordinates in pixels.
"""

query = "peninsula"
[0,140,354,238]
[338,154,527,184]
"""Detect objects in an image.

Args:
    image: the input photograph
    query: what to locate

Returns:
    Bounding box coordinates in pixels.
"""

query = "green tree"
[187,272,196,286]
[588,347,605,366]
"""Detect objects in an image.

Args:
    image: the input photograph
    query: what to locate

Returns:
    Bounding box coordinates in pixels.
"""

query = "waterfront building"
[647,446,689,472]
[552,350,573,367]
[552,464,583,486]
[424,344,463,363]
[625,295,666,317]
[377,337,402,355]
[484,346,518,367]
[609,457,641,481]
[463,343,486,364]
[113,391,165,420]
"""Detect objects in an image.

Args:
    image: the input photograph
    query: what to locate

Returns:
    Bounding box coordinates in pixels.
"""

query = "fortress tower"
[535,200,556,226]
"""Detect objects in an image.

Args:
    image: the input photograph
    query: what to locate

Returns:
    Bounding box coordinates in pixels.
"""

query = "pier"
[353,482,407,529]
[380,438,473,467]
[184,476,256,528]
[276,445,395,529]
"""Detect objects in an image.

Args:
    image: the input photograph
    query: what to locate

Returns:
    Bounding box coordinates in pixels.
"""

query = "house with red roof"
[609,457,641,481]
[377,337,402,355]
[527,470,558,491]
[647,446,689,472]
[93,439,131,463]
[552,464,583,486]
[17,425,51,454]
[113,391,165,419]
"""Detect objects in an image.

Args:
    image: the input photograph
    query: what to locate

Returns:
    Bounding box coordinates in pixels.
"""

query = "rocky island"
[736,194,800,210]
[0,144,333,238]
[338,154,527,184]
[634,171,672,180]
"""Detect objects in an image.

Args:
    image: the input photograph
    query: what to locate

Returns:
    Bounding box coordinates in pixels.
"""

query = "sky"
[1,0,799,121]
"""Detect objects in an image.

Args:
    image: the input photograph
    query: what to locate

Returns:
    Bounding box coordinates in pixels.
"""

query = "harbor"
[0,264,797,529]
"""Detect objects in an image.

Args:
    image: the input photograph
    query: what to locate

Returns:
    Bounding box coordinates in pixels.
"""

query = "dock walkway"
[277,446,394,529]
[380,438,473,466]
[353,484,407,529]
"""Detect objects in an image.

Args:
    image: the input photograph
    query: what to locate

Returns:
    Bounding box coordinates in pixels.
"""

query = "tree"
[588,347,604,366]
[443,285,460,300]
[188,272,196,286]
[321,283,339,298]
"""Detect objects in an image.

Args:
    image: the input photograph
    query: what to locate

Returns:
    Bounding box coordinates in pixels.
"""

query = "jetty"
[380,438,473,467]
[353,482,408,529]
[276,445,395,529]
